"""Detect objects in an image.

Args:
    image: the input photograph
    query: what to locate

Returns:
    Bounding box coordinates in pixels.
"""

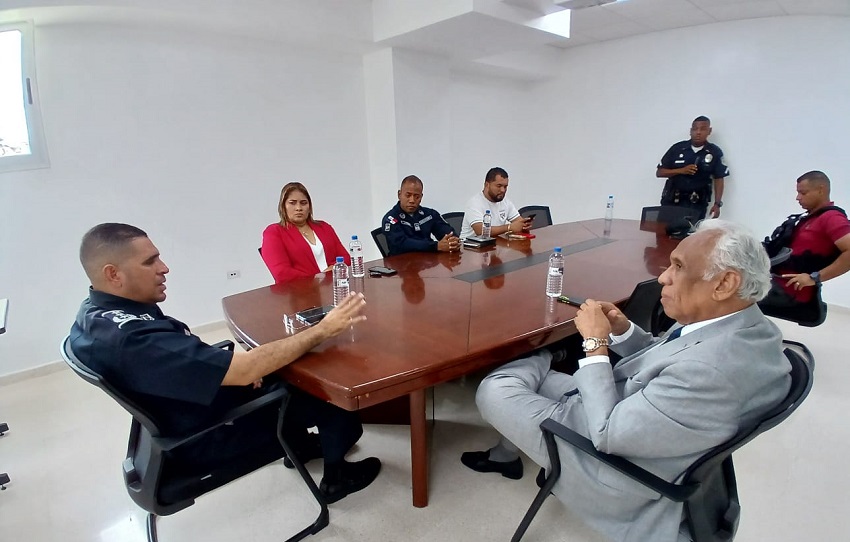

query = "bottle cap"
[554,247,562,253]
[485,210,491,214]
[352,235,358,240]
[336,256,344,263]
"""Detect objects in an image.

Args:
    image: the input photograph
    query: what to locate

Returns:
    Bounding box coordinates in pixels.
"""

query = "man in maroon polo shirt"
[761,170,850,309]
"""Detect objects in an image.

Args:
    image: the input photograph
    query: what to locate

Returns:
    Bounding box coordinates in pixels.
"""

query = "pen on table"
[557,295,583,307]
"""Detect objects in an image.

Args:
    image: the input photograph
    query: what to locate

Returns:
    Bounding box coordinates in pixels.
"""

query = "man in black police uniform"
[382,175,460,256]
[656,116,730,220]
[69,223,381,504]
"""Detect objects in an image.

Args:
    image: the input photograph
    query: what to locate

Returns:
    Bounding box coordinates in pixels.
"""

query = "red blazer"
[261,221,350,283]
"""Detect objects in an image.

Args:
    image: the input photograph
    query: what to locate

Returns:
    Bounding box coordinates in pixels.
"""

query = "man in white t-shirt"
[460,167,532,239]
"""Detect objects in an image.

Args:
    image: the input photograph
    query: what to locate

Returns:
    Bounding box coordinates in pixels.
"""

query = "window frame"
[0,21,50,174]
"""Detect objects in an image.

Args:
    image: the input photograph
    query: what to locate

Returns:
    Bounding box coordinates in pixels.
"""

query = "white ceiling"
[1,0,848,80]
[563,0,850,48]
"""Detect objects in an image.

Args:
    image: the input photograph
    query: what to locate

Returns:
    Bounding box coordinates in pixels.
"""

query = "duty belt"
[673,190,704,204]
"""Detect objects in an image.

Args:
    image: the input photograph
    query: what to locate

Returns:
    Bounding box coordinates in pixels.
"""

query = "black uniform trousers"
[165,380,362,477]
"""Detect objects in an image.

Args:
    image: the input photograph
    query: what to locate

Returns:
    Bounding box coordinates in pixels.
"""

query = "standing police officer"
[656,116,729,220]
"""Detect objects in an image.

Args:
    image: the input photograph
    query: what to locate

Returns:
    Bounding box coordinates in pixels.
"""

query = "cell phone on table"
[368,265,397,277]
[557,295,586,307]
[295,305,334,325]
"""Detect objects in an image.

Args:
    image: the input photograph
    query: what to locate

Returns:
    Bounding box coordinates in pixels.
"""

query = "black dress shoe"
[460,450,523,480]
[319,457,382,504]
[283,433,323,469]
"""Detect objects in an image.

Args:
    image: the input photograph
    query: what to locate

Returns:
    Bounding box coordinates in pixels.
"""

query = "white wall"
[447,71,536,212]
[0,22,371,376]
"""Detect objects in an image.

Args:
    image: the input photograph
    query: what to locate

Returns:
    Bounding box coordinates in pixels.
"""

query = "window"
[0,22,49,173]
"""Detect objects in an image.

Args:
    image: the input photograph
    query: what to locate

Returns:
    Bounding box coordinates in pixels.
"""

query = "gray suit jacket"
[551,304,791,542]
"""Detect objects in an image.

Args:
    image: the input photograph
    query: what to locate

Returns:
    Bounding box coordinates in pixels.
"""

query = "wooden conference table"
[222,219,678,507]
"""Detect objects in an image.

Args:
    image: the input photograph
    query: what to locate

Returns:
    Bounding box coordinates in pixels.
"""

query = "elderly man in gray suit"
[463,220,791,542]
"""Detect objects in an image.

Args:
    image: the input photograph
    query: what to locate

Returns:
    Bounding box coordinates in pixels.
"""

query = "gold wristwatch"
[582,337,609,353]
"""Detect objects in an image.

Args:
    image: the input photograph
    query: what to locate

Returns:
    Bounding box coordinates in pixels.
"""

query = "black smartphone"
[368,266,397,276]
[295,305,333,325]
[526,213,536,220]
[557,295,585,307]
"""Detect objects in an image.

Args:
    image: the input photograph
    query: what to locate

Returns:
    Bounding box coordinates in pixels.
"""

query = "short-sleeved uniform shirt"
[775,205,850,302]
[69,289,237,435]
[460,192,521,239]
[382,202,455,256]
[657,140,729,197]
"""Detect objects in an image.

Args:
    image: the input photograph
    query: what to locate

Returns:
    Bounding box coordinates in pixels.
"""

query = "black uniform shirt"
[658,140,729,194]
[382,202,455,256]
[69,289,235,435]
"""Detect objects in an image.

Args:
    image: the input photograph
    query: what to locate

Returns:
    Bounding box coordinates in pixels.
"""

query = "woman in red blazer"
[261,182,350,283]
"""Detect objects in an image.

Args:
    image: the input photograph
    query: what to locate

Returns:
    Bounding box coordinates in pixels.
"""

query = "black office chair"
[370,227,390,258]
[512,342,814,542]
[640,205,698,225]
[441,212,464,236]
[768,246,792,267]
[60,336,328,542]
[759,284,828,327]
[620,278,675,337]
[519,206,553,229]
[757,246,827,327]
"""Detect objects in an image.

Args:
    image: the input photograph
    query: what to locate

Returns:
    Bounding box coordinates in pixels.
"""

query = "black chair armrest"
[768,246,792,267]
[211,340,235,351]
[540,418,699,502]
[154,387,289,452]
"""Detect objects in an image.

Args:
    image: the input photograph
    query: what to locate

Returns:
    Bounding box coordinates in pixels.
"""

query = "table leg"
[410,389,428,507]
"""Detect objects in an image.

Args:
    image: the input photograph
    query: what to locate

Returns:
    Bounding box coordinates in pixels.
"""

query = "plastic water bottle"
[546,247,564,298]
[332,256,350,306]
[482,210,492,238]
[603,194,614,237]
[349,235,364,277]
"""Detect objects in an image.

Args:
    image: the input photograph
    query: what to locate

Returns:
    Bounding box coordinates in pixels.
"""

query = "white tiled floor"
[1,315,848,541]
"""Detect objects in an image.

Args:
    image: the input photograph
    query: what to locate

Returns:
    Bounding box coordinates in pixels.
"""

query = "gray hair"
[694,220,771,302]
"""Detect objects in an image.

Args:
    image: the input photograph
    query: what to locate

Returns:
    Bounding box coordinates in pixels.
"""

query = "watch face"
[582,337,607,352]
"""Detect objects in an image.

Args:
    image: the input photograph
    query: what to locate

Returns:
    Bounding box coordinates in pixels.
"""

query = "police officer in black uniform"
[382,175,460,256]
[656,116,730,220]
[69,223,381,504]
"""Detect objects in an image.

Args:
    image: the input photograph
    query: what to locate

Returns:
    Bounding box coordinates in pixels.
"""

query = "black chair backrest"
[519,205,553,229]
[620,279,675,336]
[441,212,464,236]
[678,346,812,540]
[370,227,390,258]
[684,346,813,487]
[759,283,828,328]
[641,205,696,226]
[60,336,164,438]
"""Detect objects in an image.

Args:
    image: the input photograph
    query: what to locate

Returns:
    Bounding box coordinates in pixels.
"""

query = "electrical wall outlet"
[227,270,240,279]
